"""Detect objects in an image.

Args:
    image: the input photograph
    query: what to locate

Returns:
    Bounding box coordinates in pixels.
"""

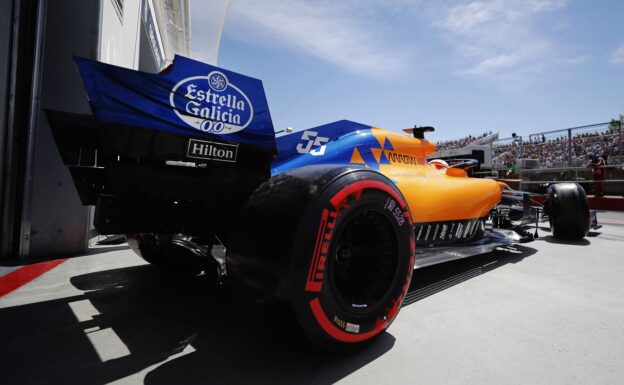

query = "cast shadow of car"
[0,244,536,385]
[542,236,591,246]
[0,264,395,385]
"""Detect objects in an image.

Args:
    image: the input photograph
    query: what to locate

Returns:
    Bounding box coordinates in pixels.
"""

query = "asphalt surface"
[1,212,623,385]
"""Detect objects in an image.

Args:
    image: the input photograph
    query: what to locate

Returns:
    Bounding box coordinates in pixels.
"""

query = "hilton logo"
[186,139,238,163]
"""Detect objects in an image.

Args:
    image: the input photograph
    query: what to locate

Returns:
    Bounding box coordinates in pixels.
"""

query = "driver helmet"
[429,159,449,169]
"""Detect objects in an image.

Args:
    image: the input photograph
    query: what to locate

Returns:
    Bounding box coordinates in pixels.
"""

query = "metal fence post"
[619,120,622,158]
[567,128,572,167]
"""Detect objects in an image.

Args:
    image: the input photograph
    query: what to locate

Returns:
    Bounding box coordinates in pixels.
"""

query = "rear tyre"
[290,174,415,351]
[547,183,590,240]
[230,167,415,351]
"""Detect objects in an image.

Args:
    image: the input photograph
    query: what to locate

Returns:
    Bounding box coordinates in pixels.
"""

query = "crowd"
[435,131,494,151]
[492,130,622,168]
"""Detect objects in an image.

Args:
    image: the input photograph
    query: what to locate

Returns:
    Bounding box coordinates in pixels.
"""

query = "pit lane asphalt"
[1,212,623,385]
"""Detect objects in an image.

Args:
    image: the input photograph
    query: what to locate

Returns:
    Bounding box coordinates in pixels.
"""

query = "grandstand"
[429,131,499,174]
[430,121,624,197]
[492,124,622,169]
[435,131,497,151]
[431,123,622,169]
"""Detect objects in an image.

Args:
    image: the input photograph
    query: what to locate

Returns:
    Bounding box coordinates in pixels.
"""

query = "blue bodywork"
[273,121,393,175]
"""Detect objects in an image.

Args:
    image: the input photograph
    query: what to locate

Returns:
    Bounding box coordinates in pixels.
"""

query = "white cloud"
[610,44,624,65]
[195,0,582,84]
[223,0,413,78]
[457,54,519,76]
[429,0,575,85]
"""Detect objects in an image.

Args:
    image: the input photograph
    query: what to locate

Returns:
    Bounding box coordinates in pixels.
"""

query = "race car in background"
[46,56,593,351]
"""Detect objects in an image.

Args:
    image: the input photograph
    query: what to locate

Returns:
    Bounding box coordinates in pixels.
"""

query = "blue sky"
[192,0,624,141]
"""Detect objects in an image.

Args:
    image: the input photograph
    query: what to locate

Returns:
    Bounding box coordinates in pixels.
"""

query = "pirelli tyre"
[547,183,590,240]
[229,166,415,351]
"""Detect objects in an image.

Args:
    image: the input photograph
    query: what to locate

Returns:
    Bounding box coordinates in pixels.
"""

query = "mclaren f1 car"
[46,56,594,351]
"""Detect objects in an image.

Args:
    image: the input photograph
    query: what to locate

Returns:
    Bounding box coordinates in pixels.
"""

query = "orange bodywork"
[366,128,501,223]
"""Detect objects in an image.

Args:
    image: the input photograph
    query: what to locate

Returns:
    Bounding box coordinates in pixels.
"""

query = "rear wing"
[75,55,276,151]
[46,57,277,234]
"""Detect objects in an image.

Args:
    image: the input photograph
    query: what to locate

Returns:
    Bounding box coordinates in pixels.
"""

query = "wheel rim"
[329,209,400,315]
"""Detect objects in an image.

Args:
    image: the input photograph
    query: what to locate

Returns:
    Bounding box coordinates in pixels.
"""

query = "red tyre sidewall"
[290,173,415,348]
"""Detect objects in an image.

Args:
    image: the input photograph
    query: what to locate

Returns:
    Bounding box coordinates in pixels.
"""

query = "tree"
[608,114,623,133]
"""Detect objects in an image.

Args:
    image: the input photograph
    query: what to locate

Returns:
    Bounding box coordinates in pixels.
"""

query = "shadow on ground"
[542,236,591,246]
[0,244,537,384]
[0,266,395,385]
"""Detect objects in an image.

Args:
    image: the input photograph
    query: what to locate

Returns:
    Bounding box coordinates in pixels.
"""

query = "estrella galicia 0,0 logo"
[170,71,253,135]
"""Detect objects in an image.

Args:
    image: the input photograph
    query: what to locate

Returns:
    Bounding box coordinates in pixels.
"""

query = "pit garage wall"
[21,0,143,257]
[1,0,183,258]
[0,3,13,241]
[25,0,103,257]
[0,0,51,258]
[29,0,144,257]
[0,4,11,172]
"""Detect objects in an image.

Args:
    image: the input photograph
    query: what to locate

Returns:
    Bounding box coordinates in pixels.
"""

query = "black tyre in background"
[547,183,590,240]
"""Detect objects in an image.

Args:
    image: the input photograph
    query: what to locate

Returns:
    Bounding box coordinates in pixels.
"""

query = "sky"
[191,0,624,141]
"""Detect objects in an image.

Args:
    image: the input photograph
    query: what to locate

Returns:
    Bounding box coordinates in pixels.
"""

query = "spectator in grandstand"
[587,154,606,196]
[492,128,621,168]
[505,161,516,176]
[435,131,494,150]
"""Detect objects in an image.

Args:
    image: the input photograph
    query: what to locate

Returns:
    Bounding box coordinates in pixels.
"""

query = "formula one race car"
[46,56,593,351]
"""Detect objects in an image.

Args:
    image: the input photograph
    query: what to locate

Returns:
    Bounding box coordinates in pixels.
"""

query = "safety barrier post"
[567,128,572,167]
[619,120,622,158]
